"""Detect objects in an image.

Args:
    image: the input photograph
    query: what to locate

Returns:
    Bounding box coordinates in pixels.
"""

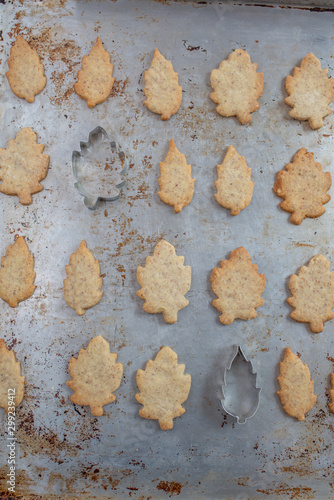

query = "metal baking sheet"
[1,1,334,498]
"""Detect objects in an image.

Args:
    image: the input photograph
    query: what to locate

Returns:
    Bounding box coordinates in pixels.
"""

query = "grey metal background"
[1,0,334,498]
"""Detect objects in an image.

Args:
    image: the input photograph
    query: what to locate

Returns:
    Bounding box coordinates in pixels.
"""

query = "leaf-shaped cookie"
[273,148,331,225]
[0,127,50,205]
[67,335,123,417]
[136,346,191,430]
[6,35,46,103]
[285,53,334,129]
[277,347,317,421]
[0,339,25,413]
[137,240,191,324]
[158,139,195,213]
[210,49,263,125]
[144,48,182,120]
[0,237,36,308]
[215,145,254,215]
[74,37,115,108]
[64,240,103,315]
[211,247,266,325]
[329,373,334,414]
[287,254,334,333]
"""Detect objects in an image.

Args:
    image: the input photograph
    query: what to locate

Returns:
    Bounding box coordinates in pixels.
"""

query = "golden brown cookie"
[210,247,266,325]
[285,53,334,129]
[64,241,103,316]
[0,127,50,205]
[67,335,123,417]
[210,49,263,124]
[277,347,317,421]
[215,145,254,215]
[329,373,334,414]
[137,240,191,324]
[0,237,35,308]
[287,254,334,333]
[6,35,46,103]
[0,339,25,413]
[144,48,182,120]
[74,37,115,108]
[158,139,195,213]
[273,148,331,225]
[136,346,191,430]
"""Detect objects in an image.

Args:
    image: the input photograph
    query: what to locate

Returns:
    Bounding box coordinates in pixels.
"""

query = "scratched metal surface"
[1,1,334,499]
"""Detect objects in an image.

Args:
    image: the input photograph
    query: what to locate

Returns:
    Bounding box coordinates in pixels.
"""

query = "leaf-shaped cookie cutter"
[72,126,127,210]
[221,345,261,424]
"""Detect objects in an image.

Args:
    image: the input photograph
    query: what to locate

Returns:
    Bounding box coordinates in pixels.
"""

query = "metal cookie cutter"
[72,126,127,209]
[221,345,261,424]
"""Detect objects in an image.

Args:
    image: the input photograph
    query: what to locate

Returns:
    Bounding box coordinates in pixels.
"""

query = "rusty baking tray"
[1,0,334,498]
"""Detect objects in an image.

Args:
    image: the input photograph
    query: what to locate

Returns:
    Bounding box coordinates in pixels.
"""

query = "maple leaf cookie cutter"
[221,345,261,424]
[72,126,127,209]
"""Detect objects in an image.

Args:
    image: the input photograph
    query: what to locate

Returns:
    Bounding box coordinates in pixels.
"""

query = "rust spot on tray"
[0,467,40,496]
[156,480,184,496]
[257,485,315,498]
[17,409,72,459]
[116,263,126,286]
[293,242,316,248]
[268,410,334,482]
[111,78,129,97]
[237,476,249,486]
[49,70,76,106]
[127,155,153,207]
[108,476,121,489]
[127,180,150,207]
[182,40,207,53]
[111,219,163,263]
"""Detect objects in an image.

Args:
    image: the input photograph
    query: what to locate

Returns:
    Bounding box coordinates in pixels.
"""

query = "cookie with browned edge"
[277,347,317,421]
[210,49,263,124]
[136,346,191,430]
[274,148,331,225]
[74,37,115,108]
[144,48,182,120]
[6,35,46,103]
[285,53,334,129]
[211,247,266,325]
[67,335,123,416]
[158,139,195,213]
[0,339,25,413]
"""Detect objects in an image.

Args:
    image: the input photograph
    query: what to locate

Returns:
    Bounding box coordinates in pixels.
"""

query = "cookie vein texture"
[0,127,50,205]
[137,240,191,324]
[329,373,334,414]
[210,49,263,124]
[6,35,46,103]
[64,240,103,315]
[0,339,25,413]
[144,48,182,120]
[277,347,317,421]
[67,335,123,416]
[136,346,191,430]
[0,237,35,308]
[158,139,195,213]
[274,148,331,225]
[211,247,266,325]
[287,254,334,333]
[74,37,115,108]
[215,145,254,215]
[285,53,334,129]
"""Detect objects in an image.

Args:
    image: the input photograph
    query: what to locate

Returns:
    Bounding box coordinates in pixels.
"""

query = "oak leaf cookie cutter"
[221,345,261,424]
[72,126,127,209]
